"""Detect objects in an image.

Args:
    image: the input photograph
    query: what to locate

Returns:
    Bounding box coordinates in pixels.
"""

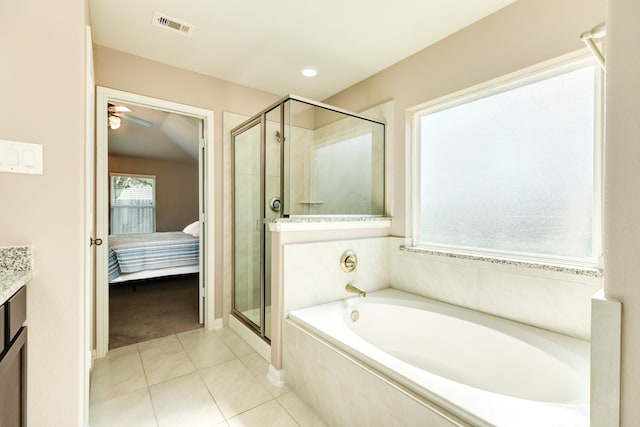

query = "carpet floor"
[109,274,202,349]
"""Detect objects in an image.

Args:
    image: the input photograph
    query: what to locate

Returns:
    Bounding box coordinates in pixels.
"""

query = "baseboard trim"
[267,364,285,387]
[213,317,224,330]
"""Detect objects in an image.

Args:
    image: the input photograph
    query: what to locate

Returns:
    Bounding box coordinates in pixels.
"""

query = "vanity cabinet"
[0,286,27,427]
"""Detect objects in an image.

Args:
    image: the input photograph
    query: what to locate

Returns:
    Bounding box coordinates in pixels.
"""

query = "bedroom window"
[413,57,601,267]
[110,174,156,235]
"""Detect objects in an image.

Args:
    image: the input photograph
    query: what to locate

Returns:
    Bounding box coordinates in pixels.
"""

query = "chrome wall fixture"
[341,250,357,272]
[269,197,281,212]
[345,283,366,297]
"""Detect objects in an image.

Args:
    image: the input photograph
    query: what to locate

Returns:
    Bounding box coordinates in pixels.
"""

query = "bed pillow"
[183,221,200,237]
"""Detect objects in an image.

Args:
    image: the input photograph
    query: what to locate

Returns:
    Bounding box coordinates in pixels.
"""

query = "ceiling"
[90,0,517,101]
[96,1,517,162]
[108,103,201,163]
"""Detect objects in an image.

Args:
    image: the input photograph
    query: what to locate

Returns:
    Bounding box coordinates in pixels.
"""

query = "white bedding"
[108,231,199,283]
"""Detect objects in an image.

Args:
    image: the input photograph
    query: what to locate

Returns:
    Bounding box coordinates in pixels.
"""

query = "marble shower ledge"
[400,246,602,277]
[266,216,392,231]
[0,245,33,305]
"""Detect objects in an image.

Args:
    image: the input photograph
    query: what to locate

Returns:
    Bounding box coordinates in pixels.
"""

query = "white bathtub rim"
[344,293,590,401]
[286,288,590,427]
[347,289,589,361]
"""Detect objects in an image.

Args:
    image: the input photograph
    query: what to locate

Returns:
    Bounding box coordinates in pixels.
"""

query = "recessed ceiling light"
[300,66,319,77]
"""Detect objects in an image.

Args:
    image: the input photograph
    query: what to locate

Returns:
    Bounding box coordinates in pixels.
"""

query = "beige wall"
[604,0,640,424]
[325,0,605,237]
[0,0,88,425]
[94,45,280,319]
[108,155,199,232]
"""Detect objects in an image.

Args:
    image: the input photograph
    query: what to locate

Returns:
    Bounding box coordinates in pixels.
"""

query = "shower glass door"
[232,120,262,332]
[232,105,282,342]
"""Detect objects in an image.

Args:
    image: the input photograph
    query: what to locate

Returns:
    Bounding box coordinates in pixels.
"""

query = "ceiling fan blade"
[121,114,153,128]
[108,103,132,113]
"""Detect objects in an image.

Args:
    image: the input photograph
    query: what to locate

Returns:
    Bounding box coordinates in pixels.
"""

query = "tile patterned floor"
[90,327,326,427]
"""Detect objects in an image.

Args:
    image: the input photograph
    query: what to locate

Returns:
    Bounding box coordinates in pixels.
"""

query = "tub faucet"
[345,283,366,297]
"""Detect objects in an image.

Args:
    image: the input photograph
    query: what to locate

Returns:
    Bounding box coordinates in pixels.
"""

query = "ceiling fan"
[107,103,153,129]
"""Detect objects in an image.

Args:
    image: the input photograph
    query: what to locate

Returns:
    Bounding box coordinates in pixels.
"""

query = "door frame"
[83,25,94,427]
[94,86,215,358]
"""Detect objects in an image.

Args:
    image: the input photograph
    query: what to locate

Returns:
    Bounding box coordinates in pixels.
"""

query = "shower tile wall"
[264,120,281,207]
[286,126,314,214]
[284,100,386,216]
[311,116,384,215]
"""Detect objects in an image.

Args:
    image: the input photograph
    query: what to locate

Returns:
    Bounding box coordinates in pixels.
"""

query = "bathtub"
[287,288,590,427]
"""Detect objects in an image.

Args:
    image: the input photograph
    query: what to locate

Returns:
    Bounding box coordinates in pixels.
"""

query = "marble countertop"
[0,245,33,305]
[264,216,392,223]
[0,270,32,305]
[265,216,392,231]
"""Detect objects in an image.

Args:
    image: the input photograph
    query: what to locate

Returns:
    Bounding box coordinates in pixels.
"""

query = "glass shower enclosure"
[232,95,385,341]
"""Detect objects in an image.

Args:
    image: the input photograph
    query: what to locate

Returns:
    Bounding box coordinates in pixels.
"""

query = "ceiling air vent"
[151,12,195,37]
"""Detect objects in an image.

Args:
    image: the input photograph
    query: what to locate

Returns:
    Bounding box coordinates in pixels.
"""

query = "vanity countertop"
[0,246,33,305]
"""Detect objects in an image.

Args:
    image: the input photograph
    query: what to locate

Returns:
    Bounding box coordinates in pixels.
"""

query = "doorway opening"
[95,87,215,357]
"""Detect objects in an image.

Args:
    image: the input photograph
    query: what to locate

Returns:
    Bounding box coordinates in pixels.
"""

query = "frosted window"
[418,64,596,262]
[110,175,156,235]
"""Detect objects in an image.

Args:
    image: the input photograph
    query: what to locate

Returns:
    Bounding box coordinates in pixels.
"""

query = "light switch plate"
[0,139,43,175]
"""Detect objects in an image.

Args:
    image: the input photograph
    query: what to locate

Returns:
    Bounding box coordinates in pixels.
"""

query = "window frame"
[109,173,157,235]
[410,53,603,269]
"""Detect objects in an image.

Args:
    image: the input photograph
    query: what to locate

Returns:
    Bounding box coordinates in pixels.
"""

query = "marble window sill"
[400,245,602,278]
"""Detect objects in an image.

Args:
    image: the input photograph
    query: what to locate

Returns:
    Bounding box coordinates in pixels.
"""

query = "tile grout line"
[176,330,230,422]
[274,395,304,427]
[136,339,161,426]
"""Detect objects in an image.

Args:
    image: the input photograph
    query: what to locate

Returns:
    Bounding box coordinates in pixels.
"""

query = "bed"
[108,231,200,283]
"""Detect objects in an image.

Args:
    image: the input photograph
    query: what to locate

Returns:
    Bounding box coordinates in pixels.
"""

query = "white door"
[84,25,95,427]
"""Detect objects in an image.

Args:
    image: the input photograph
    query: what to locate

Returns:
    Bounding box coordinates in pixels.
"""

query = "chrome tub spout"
[345,283,366,297]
